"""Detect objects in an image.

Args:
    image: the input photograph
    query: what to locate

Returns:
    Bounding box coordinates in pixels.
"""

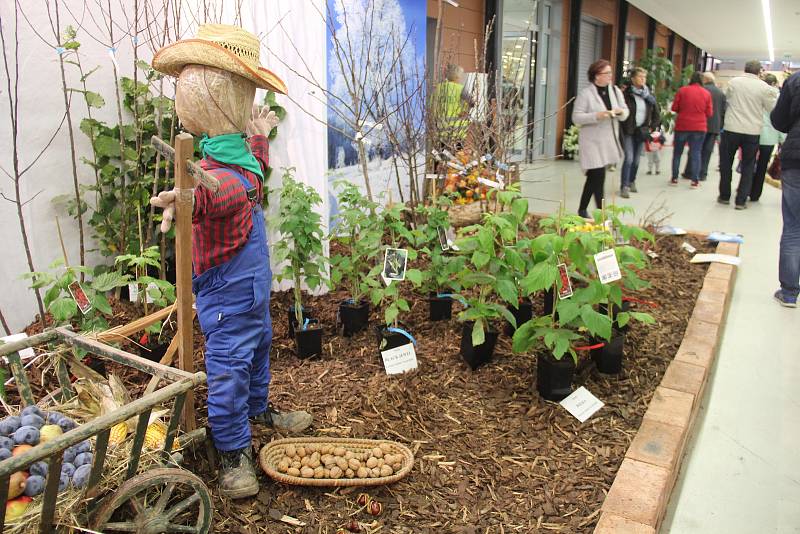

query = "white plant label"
[478,177,502,189]
[0,333,35,360]
[560,386,604,423]
[594,249,622,284]
[381,343,418,375]
[681,242,697,254]
[689,253,742,266]
[128,283,139,303]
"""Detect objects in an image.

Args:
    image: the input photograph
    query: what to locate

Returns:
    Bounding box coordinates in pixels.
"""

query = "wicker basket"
[258,437,414,487]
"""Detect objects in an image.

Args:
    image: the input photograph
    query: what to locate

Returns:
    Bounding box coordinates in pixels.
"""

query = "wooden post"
[174,132,196,431]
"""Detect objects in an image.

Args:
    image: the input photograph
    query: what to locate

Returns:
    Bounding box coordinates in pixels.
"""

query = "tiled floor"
[519,147,800,534]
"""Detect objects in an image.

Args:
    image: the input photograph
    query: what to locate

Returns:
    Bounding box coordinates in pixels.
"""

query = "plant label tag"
[478,177,501,189]
[681,242,697,254]
[425,173,439,180]
[68,281,93,315]
[560,386,604,423]
[557,263,573,299]
[128,283,139,303]
[646,250,659,259]
[0,333,35,360]
[381,343,418,375]
[594,249,622,284]
[145,282,157,304]
[382,248,408,282]
[689,253,742,266]
[438,226,450,251]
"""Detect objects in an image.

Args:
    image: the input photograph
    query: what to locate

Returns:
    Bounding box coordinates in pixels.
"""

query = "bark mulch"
[16,232,713,533]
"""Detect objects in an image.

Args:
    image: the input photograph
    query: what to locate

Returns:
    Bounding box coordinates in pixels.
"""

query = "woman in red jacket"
[670,71,713,187]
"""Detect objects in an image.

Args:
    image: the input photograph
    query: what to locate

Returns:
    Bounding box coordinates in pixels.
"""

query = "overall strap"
[226,167,259,206]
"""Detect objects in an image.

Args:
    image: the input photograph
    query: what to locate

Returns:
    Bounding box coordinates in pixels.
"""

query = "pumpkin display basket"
[259,437,414,487]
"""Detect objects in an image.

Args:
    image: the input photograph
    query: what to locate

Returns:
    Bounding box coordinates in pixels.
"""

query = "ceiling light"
[444,0,459,6]
[761,0,775,62]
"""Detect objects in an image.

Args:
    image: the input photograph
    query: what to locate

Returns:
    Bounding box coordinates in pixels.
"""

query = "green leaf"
[520,262,558,295]
[385,304,399,326]
[496,279,518,305]
[471,319,485,346]
[92,271,129,292]
[580,305,612,340]
[92,292,113,315]
[405,268,422,286]
[44,285,61,309]
[471,251,490,269]
[555,299,581,324]
[511,198,528,222]
[630,311,656,324]
[616,311,631,328]
[84,91,105,108]
[50,297,78,323]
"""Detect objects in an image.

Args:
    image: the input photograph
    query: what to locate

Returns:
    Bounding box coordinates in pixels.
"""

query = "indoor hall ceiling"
[627,0,800,61]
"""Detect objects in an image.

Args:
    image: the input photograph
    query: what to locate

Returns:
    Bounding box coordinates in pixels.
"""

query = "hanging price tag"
[381,343,418,375]
[594,249,622,284]
[557,263,573,299]
[68,281,93,314]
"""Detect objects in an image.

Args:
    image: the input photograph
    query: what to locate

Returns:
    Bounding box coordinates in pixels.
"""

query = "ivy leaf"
[471,319,485,347]
[580,304,612,340]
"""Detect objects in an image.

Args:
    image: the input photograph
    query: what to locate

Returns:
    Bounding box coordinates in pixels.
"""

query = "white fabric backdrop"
[0,0,327,332]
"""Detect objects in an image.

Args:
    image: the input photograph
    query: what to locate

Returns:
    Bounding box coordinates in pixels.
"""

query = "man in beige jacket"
[718,60,778,209]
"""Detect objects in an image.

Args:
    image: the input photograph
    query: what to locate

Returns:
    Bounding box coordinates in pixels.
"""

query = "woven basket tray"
[259,437,414,487]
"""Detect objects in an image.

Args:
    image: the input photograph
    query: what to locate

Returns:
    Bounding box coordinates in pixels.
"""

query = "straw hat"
[152,24,287,94]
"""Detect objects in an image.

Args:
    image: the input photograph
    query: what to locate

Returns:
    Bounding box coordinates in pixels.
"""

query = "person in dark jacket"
[683,72,726,180]
[619,67,660,197]
[770,70,800,307]
[670,71,713,188]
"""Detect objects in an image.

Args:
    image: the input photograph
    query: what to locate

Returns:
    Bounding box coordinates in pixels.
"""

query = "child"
[645,130,667,175]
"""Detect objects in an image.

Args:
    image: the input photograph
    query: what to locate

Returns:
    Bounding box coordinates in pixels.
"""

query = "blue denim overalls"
[192,170,272,452]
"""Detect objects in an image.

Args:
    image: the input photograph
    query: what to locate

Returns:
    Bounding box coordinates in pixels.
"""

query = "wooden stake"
[174,132,196,432]
[55,217,69,267]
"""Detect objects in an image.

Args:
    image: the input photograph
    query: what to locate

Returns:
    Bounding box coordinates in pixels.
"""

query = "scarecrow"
[150,24,312,499]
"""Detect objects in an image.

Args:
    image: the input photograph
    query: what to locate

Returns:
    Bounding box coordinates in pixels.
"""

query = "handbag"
[768,146,782,181]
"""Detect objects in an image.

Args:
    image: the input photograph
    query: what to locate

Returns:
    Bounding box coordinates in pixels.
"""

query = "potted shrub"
[367,203,422,352]
[452,189,527,370]
[272,170,328,358]
[411,200,464,321]
[329,182,383,336]
[115,246,177,361]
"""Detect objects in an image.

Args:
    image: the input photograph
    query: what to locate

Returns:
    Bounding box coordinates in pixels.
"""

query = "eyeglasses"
[597,70,613,76]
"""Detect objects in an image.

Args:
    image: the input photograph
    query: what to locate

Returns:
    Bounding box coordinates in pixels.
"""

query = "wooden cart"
[0,328,211,534]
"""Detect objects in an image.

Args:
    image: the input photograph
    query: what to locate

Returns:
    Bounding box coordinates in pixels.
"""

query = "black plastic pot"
[287,305,313,338]
[591,330,625,374]
[138,341,169,363]
[460,322,499,370]
[295,322,323,359]
[542,288,559,321]
[376,327,411,353]
[428,294,453,321]
[536,352,576,401]
[339,299,369,336]
[599,301,632,332]
[505,300,533,336]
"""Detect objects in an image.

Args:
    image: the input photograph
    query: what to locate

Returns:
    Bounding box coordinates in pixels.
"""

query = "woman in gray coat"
[572,59,629,217]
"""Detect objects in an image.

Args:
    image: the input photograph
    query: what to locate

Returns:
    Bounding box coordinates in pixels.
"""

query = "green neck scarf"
[200,133,264,180]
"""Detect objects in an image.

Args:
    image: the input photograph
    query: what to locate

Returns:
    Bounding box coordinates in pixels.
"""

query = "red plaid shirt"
[192,135,268,275]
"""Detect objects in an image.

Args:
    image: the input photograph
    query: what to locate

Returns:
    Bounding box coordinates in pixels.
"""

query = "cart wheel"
[91,468,212,534]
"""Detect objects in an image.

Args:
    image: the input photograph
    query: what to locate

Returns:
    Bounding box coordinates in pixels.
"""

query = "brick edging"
[593,241,740,533]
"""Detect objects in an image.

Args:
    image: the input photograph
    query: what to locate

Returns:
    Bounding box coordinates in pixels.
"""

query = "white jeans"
[647,151,661,173]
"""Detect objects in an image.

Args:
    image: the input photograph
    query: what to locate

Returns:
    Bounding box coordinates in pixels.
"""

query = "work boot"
[250,402,313,434]
[217,446,259,499]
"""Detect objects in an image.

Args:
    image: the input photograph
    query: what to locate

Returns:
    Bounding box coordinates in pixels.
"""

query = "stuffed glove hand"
[246,104,279,138]
[150,190,177,233]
